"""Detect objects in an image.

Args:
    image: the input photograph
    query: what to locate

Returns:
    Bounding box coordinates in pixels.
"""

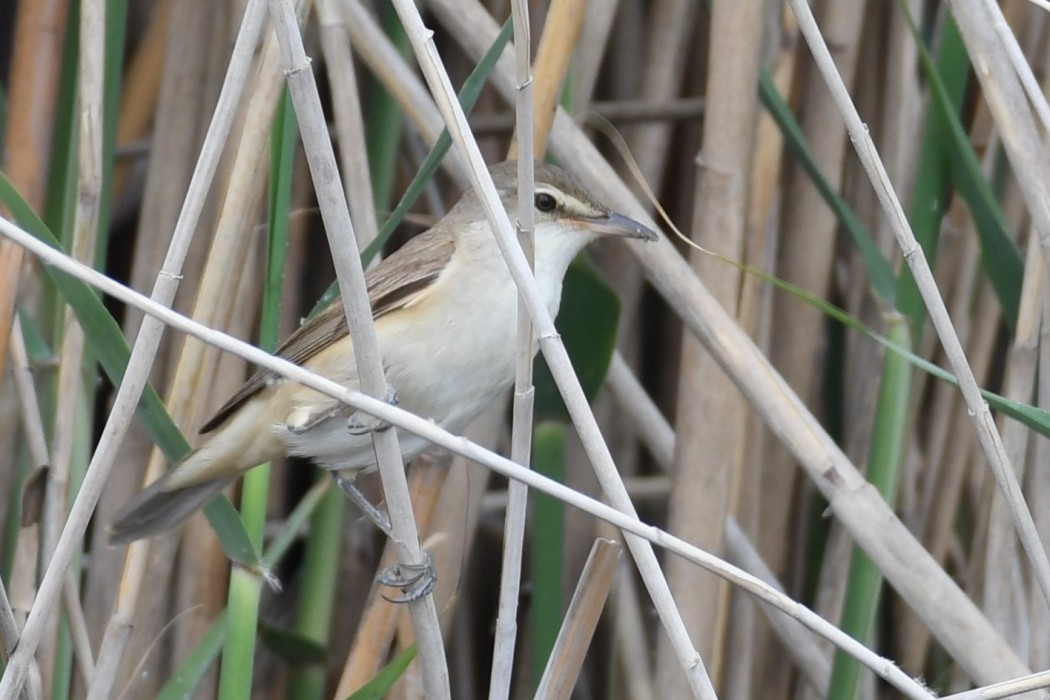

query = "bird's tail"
[109,393,283,544]
[109,456,235,544]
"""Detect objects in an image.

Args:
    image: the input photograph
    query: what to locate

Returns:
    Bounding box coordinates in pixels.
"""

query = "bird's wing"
[199,230,455,434]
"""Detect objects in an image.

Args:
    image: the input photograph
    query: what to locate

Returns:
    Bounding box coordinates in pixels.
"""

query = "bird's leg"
[332,473,393,536]
[346,385,399,435]
[332,472,437,604]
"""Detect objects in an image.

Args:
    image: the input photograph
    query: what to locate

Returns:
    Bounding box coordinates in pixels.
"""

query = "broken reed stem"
[535,539,622,700]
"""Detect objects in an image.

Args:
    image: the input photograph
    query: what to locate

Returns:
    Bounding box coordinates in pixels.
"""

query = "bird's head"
[484,160,659,271]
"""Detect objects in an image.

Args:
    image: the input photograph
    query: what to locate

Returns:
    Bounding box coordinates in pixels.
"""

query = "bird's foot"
[346,386,399,435]
[332,473,437,603]
[376,554,436,604]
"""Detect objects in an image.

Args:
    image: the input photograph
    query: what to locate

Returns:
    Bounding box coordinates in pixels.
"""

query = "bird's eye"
[534,192,558,212]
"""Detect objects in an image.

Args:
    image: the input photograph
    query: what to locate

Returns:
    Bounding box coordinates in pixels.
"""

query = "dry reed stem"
[660,1,761,693]
[0,574,23,676]
[571,1,619,109]
[724,522,831,696]
[111,0,172,200]
[1030,374,1050,670]
[984,236,1039,630]
[564,85,1028,685]
[387,461,458,699]
[912,203,980,532]
[61,569,93,687]
[4,523,41,700]
[624,0,698,192]
[876,1,925,252]
[6,1,1041,695]
[37,0,106,683]
[896,208,981,669]
[0,212,938,698]
[733,6,797,692]
[534,538,622,700]
[100,7,238,683]
[612,566,656,700]
[7,321,51,700]
[0,0,69,382]
[940,670,1050,700]
[488,0,537,694]
[316,0,379,251]
[758,0,865,626]
[471,98,706,134]
[1034,305,1050,670]
[568,2,654,549]
[608,2,697,487]
[950,0,1050,254]
[514,0,586,158]
[338,0,469,186]
[806,515,850,670]
[268,1,450,695]
[994,1,1050,135]
[340,0,449,156]
[116,0,211,348]
[938,293,1003,551]
[904,244,1002,667]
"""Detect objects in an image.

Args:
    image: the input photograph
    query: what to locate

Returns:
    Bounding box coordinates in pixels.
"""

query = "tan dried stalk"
[488,0,537,693]
[732,6,797,692]
[534,539,622,699]
[268,0,450,695]
[316,0,379,250]
[110,0,172,199]
[982,235,1043,648]
[0,0,69,381]
[756,2,867,642]
[659,2,762,695]
[7,320,54,700]
[39,0,106,683]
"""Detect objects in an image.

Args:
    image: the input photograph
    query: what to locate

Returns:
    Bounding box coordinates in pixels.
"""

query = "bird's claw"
[347,386,399,435]
[376,554,436,604]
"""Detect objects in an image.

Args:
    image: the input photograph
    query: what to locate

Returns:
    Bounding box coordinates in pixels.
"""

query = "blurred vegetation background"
[0,0,1047,698]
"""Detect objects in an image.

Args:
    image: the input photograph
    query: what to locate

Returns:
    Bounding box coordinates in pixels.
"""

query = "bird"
[110,160,658,544]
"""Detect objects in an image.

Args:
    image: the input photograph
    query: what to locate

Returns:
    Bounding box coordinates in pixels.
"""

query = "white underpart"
[277,219,595,473]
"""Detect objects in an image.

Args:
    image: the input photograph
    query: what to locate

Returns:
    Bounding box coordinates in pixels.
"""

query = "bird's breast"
[374,267,520,428]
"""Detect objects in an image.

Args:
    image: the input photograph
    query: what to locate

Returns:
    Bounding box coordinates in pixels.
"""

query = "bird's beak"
[578,212,659,241]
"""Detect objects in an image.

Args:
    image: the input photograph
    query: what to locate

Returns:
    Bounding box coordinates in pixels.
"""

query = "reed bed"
[1,0,1048,698]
